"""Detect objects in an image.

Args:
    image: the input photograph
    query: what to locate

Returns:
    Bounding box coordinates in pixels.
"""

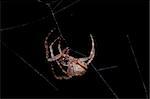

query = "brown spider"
[44,33,95,80]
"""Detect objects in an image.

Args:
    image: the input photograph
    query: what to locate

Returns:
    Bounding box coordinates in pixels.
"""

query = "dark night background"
[1,0,149,98]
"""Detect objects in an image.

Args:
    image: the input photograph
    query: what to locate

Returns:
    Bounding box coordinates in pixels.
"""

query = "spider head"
[59,55,70,67]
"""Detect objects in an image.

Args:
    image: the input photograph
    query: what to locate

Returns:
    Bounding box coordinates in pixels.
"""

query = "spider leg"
[56,40,69,74]
[47,37,61,62]
[58,39,70,55]
[55,75,72,80]
[79,34,95,65]
[51,65,71,80]
[44,33,61,61]
[51,65,63,80]
[44,32,52,60]
[58,40,62,54]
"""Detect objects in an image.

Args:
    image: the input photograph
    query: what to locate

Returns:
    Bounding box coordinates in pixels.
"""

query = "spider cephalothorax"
[44,33,95,80]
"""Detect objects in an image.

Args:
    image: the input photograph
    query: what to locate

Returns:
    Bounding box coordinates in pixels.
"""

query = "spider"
[44,33,95,80]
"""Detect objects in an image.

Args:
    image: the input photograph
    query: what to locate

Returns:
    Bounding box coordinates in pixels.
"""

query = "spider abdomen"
[67,63,87,76]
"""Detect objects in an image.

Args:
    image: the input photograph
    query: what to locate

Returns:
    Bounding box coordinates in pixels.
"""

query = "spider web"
[1,0,149,98]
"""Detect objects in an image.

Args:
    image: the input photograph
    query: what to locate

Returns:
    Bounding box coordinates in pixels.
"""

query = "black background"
[1,0,149,98]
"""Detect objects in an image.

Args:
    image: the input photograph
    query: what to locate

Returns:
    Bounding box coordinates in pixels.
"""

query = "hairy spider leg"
[44,32,61,61]
[58,40,62,54]
[44,32,52,60]
[46,36,71,80]
[48,37,61,62]
[55,40,68,74]
[87,34,95,64]
[55,42,72,80]
[79,34,95,65]
[51,64,71,80]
